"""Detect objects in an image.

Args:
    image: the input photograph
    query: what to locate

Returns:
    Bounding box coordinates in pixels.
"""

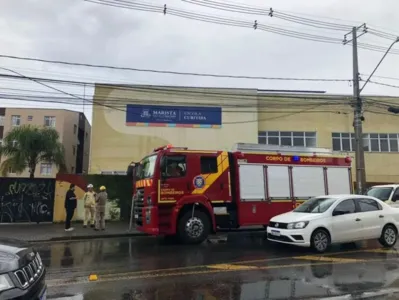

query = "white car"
[267,194,399,253]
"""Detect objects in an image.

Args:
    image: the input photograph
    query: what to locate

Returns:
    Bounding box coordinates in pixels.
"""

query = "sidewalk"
[0,222,264,243]
[0,222,145,242]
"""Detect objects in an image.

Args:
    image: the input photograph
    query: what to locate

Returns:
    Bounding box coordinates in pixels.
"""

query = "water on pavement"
[32,232,399,300]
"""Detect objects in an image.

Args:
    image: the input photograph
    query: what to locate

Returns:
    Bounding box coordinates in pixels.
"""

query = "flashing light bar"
[153,144,188,152]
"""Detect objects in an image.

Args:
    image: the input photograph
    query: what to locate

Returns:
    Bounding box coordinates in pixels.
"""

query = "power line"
[182,0,352,31]
[0,54,350,82]
[182,0,399,46]
[368,80,399,89]
[0,67,348,124]
[0,73,355,101]
[84,0,399,53]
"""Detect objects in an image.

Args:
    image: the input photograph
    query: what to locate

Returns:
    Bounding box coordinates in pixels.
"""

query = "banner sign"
[126,104,222,128]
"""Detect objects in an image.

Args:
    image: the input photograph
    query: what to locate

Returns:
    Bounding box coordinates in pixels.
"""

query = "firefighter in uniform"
[83,184,96,228]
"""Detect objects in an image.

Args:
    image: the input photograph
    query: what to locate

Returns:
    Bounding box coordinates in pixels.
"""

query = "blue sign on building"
[125,104,222,128]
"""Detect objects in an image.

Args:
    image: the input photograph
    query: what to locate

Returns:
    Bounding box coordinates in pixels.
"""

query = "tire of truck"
[177,210,211,244]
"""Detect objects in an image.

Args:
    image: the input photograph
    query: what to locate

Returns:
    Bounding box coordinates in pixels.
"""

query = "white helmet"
[87,184,93,188]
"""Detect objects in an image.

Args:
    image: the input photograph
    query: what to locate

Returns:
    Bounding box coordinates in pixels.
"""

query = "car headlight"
[287,221,309,229]
[0,274,14,291]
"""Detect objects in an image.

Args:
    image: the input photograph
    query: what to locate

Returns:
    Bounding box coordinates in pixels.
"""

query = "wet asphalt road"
[34,232,399,300]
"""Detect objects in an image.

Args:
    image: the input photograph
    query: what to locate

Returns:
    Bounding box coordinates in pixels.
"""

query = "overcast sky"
[0,0,398,123]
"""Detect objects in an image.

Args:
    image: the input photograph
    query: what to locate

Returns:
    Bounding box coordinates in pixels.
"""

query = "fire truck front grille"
[134,188,145,226]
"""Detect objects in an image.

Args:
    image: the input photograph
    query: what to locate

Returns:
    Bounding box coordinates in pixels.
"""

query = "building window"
[73,124,77,134]
[72,145,76,156]
[40,163,53,176]
[0,115,4,126]
[258,131,317,147]
[11,115,20,127]
[8,167,15,174]
[44,116,56,127]
[27,115,33,121]
[331,132,399,152]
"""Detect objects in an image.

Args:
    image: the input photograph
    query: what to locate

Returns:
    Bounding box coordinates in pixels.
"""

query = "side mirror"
[127,165,134,178]
[392,195,399,202]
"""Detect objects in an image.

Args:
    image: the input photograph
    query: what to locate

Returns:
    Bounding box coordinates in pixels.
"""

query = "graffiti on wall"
[0,178,55,223]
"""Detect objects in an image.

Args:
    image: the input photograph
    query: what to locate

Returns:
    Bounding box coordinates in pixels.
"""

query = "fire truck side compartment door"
[291,166,325,199]
[267,166,290,198]
[237,164,269,226]
[326,167,352,194]
[239,164,265,201]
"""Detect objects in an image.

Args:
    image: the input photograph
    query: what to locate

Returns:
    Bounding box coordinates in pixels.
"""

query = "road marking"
[364,249,399,254]
[46,249,367,280]
[46,257,389,288]
[293,255,365,263]
[207,264,258,270]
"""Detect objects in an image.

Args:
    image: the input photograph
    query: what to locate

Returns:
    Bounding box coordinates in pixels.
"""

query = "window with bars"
[11,115,20,126]
[332,132,399,152]
[44,116,56,127]
[258,131,317,147]
[40,163,53,176]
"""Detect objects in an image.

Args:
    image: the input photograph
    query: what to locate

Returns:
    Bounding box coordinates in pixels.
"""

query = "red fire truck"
[129,143,353,244]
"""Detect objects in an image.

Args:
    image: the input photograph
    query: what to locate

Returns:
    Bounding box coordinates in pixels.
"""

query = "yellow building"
[90,84,399,185]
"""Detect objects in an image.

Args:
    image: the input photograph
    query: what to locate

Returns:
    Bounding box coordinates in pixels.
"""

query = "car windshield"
[293,197,338,213]
[137,155,157,179]
[366,187,393,201]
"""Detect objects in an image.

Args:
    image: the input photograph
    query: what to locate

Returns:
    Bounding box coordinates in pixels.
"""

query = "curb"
[30,232,148,243]
[24,228,265,243]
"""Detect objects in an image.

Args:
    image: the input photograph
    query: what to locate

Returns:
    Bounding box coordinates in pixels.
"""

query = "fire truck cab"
[130,143,353,244]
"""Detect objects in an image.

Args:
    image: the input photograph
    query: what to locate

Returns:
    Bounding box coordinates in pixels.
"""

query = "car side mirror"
[392,194,399,202]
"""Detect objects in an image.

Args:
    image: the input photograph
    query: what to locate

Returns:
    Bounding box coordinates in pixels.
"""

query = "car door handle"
[379,215,384,218]
[355,218,361,221]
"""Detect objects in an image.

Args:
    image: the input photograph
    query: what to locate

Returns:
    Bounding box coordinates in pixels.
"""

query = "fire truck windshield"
[137,154,157,179]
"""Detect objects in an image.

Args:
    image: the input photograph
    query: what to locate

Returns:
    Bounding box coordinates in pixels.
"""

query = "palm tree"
[0,125,67,178]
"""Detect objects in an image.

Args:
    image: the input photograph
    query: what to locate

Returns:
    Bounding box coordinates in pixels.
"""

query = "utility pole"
[351,26,366,194]
[345,25,399,194]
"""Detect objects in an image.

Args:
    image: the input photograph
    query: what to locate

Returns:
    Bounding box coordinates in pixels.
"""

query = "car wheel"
[379,224,398,247]
[311,229,330,253]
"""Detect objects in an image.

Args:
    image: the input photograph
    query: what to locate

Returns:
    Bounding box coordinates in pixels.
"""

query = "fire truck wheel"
[178,210,210,244]
[310,228,330,253]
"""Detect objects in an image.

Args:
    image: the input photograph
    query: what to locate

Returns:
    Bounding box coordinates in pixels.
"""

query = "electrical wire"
[182,0,352,31]
[368,80,399,89]
[0,54,350,82]
[181,0,399,46]
[84,0,348,44]
[0,67,352,124]
[0,73,355,101]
